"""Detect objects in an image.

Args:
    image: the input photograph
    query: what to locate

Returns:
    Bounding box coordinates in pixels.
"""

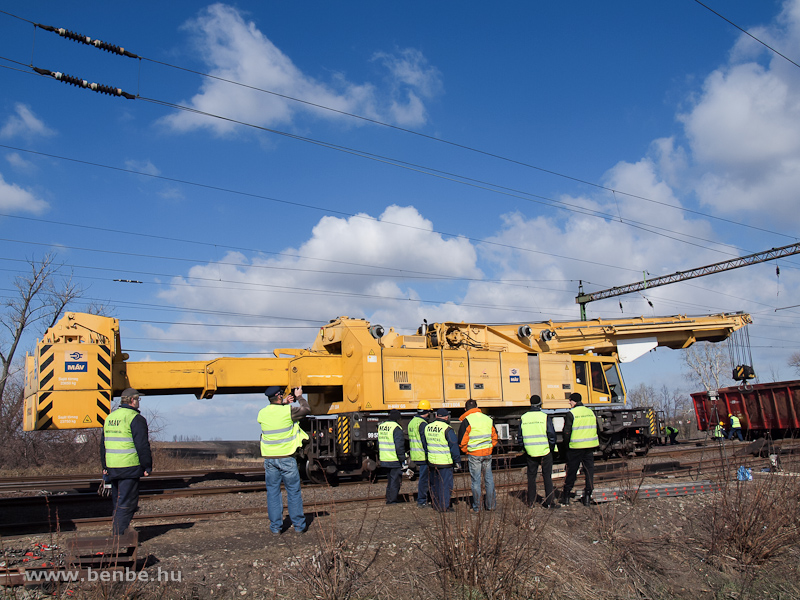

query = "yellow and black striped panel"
[96,344,112,390]
[33,390,111,430]
[647,409,658,436]
[38,343,55,391]
[28,342,112,430]
[337,415,351,455]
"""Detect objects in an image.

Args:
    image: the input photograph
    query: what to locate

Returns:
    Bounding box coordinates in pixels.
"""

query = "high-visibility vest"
[729,415,742,428]
[666,427,678,435]
[568,405,599,449]
[714,424,723,438]
[465,411,494,454]
[104,407,140,468]
[521,410,550,457]
[408,416,427,462]
[378,421,401,463]
[257,404,307,457]
[424,421,453,466]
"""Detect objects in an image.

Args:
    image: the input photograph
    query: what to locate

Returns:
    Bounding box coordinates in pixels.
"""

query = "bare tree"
[0,255,86,469]
[0,254,83,401]
[628,382,691,422]
[682,341,733,392]
[789,352,800,377]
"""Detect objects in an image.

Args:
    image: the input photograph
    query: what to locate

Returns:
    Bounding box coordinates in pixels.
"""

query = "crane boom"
[576,241,800,319]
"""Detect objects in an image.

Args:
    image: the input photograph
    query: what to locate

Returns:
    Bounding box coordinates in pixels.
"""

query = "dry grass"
[703,469,800,566]
[4,456,800,599]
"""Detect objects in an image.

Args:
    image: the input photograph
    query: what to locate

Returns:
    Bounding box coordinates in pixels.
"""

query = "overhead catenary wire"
[1,8,799,346]
[0,4,795,247]
[0,28,796,279]
[4,142,799,281]
[14,8,795,244]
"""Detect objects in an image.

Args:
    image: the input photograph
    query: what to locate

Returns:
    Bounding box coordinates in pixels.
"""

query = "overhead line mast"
[576,242,800,320]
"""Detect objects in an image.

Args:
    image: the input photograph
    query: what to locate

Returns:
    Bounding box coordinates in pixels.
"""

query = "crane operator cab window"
[574,359,623,405]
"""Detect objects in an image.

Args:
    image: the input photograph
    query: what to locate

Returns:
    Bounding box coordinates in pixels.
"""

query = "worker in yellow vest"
[712,422,725,440]
[521,395,558,509]
[101,388,152,535]
[727,413,744,441]
[258,386,310,535]
[560,393,599,507]
[378,409,406,504]
[458,399,498,512]
[423,408,461,512]
[408,401,433,507]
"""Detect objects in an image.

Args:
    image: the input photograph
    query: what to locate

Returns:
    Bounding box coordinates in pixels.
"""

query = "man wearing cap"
[521,395,558,509]
[458,399,498,512]
[560,392,599,507]
[101,388,152,535]
[408,401,433,508]
[423,408,461,512]
[258,386,311,535]
[378,409,406,504]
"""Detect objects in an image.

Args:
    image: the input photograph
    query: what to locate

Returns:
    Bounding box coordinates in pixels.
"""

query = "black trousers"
[384,467,403,503]
[110,477,140,535]
[562,448,595,497]
[526,452,554,506]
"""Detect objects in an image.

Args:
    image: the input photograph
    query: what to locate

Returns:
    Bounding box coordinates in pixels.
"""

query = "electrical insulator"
[35,23,140,58]
[32,66,135,99]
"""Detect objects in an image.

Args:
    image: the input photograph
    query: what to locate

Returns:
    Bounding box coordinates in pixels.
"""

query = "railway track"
[2,439,796,536]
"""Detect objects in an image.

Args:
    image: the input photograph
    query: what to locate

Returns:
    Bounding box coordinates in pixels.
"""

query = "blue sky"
[1,1,798,440]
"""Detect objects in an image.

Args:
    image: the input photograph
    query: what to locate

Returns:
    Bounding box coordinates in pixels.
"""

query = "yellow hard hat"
[417,400,431,411]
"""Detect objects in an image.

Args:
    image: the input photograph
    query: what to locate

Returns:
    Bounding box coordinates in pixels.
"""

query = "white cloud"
[0,104,55,139]
[156,205,479,344]
[0,172,48,214]
[677,0,800,227]
[162,3,442,135]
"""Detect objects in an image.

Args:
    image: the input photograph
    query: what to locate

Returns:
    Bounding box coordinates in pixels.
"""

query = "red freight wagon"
[692,380,800,438]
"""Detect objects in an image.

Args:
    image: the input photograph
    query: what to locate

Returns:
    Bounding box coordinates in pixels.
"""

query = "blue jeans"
[110,477,139,535]
[430,466,453,511]
[264,457,306,533]
[728,428,744,441]
[468,455,495,511]
[417,463,429,506]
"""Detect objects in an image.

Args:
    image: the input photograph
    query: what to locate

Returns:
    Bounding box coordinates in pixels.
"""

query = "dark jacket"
[100,404,153,479]
[381,419,407,468]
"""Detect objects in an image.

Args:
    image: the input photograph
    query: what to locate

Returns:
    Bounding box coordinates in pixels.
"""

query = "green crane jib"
[576,241,800,320]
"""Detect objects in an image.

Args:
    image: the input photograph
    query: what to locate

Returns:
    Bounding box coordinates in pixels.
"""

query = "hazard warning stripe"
[40,369,54,390]
[96,345,112,388]
[37,397,52,423]
[96,391,111,425]
[39,344,51,357]
[96,369,110,386]
[40,352,54,371]
[97,348,110,370]
[39,347,55,390]
[591,481,724,503]
[337,415,351,454]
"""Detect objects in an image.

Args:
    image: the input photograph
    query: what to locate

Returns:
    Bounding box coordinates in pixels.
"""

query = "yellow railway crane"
[24,311,751,479]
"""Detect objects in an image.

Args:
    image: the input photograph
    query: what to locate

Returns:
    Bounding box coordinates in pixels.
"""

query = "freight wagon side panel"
[692,380,800,434]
